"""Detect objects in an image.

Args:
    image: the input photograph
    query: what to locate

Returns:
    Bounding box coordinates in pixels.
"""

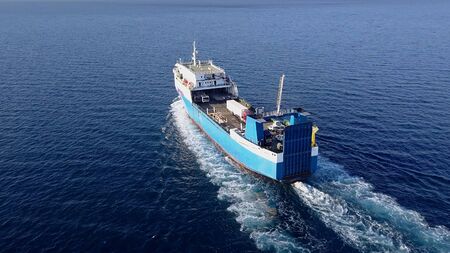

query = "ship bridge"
[176,60,230,91]
[173,42,239,103]
[173,42,233,91]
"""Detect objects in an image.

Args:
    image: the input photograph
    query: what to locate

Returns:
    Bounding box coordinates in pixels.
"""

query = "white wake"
[293,181,410,252]
[294,157,450,253]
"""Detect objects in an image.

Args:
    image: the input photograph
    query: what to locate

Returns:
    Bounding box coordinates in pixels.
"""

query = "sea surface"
[1,1,449,252]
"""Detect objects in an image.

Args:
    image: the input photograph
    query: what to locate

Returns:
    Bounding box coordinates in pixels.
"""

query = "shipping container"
[226,100,248,120]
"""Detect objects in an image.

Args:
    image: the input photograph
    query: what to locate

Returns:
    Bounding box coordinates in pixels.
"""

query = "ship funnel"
[276,74,285,115]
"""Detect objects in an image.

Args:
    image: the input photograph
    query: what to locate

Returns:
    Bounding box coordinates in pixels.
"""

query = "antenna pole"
[276,74,285,115]
[192,41,197,66]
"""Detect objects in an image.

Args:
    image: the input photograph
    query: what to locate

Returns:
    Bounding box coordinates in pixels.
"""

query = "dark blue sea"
[1,1,449,252]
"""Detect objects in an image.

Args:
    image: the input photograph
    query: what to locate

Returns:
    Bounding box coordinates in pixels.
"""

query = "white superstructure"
[173,42,238,102]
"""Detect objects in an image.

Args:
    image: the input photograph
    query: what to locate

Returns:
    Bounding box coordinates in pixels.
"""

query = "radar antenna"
[192,41,198,66]
[276,74,285,115]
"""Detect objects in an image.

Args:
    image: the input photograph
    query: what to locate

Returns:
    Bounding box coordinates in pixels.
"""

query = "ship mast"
[276,74,285,115]
[192,41,198,66]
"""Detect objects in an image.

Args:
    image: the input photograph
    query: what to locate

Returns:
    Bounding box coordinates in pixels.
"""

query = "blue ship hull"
[173,43,318,182]
[179,95,318,182]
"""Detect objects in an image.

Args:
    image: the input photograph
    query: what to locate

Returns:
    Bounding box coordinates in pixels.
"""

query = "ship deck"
[195,99,286,154]
[197,101,243,132]
[183,62,223,74]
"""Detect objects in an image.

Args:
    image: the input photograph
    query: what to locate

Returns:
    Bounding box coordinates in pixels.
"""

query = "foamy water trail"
[170,100,309,253]
[296,157,450,253]
[293,181,410,252]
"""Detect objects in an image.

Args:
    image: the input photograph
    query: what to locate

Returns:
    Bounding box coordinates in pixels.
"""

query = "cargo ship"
[173,42,318,183]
